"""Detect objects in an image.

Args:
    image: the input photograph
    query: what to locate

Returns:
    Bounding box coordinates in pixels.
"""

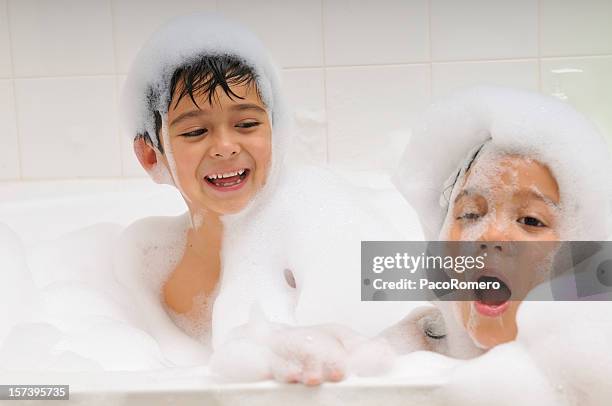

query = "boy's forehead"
[170,80,264,112]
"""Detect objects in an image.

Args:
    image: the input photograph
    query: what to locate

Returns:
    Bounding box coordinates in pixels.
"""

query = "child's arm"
[380,306,448,355]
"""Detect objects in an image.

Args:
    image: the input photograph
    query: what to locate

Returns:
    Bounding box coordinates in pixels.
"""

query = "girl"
[386,86,612,357]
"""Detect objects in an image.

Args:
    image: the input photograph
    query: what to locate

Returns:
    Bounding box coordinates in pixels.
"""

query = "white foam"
[120,12,293,224]
[394,86,612,241]
[0,223,39,343]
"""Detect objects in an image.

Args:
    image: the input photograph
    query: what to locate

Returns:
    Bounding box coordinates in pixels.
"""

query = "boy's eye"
[235,121,260,129]
[180,128,207,138]
[517,216,546,228]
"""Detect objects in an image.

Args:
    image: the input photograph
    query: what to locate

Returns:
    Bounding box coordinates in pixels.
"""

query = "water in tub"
[2,171,611,405]
[0,164,431,382]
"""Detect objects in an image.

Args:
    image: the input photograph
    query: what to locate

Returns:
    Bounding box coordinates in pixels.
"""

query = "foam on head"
[438,142,564,241]
[393,86,612,241]
[120,12,292,220]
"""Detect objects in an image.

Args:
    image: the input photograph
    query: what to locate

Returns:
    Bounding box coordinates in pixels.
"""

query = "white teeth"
[206,169,247,181]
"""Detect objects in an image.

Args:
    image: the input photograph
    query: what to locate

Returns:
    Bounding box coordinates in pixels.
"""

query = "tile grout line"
[4,55,612,81]
[427,0,434,100]
[537,0,543,92]
[107,0,125,178]
[320,0,330,164]
[5,0,23,181]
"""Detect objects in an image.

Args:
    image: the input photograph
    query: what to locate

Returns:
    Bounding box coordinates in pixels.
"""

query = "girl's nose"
[476,215,519,257]
[478,219,511,244]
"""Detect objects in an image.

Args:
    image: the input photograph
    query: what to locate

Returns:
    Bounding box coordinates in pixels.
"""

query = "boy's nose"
[210,131,241,159]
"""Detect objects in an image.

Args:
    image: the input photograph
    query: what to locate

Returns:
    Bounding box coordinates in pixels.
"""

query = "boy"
[117,13,402,384]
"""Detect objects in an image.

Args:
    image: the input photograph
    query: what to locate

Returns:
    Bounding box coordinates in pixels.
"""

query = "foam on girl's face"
[394,87,612,242]
[440,145,562,242]
[439,146,563,349]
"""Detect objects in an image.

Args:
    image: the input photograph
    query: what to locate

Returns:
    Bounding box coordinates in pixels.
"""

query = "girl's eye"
[517,216,546,228]
[235,121,260,129]
[457,212,481,221]
[180,129,207,138]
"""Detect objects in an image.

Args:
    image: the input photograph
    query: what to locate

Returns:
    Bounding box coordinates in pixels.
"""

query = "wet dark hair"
[137,54,260,153]
[441,141,488,208]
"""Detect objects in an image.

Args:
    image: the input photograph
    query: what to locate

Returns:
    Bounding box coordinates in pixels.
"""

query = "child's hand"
[209,315,396,385]
[265,325,347,385]
[209,323,349,385]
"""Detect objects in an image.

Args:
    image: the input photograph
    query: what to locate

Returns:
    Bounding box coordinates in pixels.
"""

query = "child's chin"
[212,198,252,216]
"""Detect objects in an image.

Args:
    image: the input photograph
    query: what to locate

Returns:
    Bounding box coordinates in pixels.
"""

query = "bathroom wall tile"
[111,0,216,74]
[0,0,12,78]
[541,56,612,150]
[218,0,323,68]
[430,0,538,61]
[281,68,327,164]
[9,0,115,77]
[15,76,121,179]
[115,75,146,177]
[432,59,539,99]
[0,80,20,179]
[323,0,429,66]
[326,65,430,171]
[541,0,612,57]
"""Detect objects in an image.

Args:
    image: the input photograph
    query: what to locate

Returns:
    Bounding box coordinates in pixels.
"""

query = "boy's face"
[160,81,272,215]
[442,154,561,349]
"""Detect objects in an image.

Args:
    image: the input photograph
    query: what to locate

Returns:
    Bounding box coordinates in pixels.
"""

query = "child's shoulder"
[119,213,190,248]
[114,213,190,292]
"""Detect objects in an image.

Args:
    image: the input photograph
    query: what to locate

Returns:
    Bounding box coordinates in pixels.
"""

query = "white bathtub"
[0,171,449,405]
[0,360,452,405]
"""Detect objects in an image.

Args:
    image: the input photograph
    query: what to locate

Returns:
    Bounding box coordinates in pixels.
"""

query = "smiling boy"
[133,56,273,320]
[114,14,381,384]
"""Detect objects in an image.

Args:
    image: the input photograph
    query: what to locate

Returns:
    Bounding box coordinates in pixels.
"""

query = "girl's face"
[443,152,561,349]
[161,82,272,216]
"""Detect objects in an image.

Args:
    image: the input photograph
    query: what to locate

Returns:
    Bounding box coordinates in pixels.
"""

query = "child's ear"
[133,137,173,185]
[133,137,158,171]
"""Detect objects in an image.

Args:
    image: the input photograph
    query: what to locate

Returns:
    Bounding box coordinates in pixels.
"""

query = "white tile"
[541,56,612,152]
[323,0,429,66]
[111,0,217,74]
[432,60,540,99]
[326,65,431,171]
[116,75,146,177]
[430,0,538,61]
[541,0,612,57]
[281,68,327,165]
[0,80,19,179]
[219,0,323,68]
[9,0,115,77]
[15,77,121,179]
[0,0,12,78]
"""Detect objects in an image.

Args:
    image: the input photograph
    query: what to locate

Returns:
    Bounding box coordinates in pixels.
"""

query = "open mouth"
[474,275,512,317]
[204,168,250,190]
